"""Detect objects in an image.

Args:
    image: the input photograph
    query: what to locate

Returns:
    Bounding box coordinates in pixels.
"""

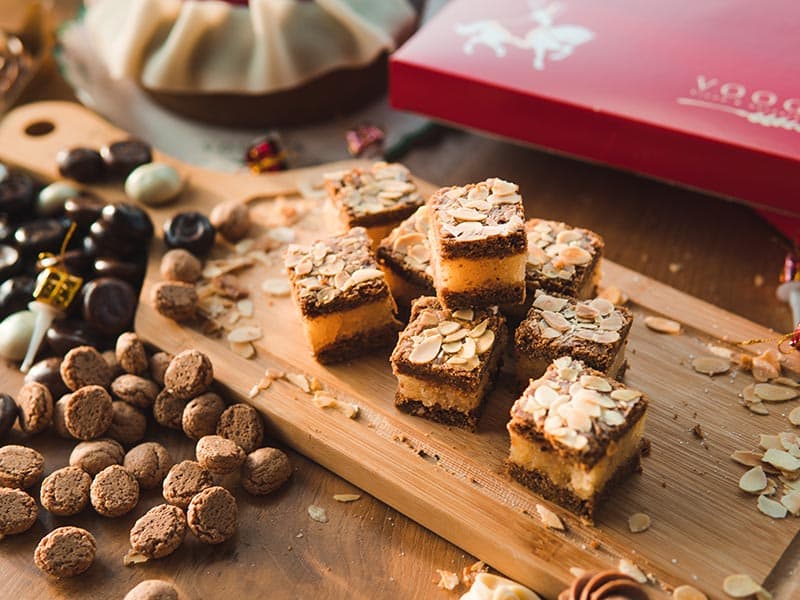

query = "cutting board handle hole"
[24,120,55,137]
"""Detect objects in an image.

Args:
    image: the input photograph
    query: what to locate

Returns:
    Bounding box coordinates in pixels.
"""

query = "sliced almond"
[307,505,328,523]
[738,466,767,494]
[535,504,564,530]
[449,206,486,222]
[579,374,612,392]
[757,494,787,518]
[780,491,800,515]
[333,493,361,503]
[542,327,561,339]
[673,584,708,600]
[442,341,462,354]
[475,330,495,354]
[722,574,763,598]
[707,344,735,360]
[575,303,600,321]
[468,319,490,338]
[228,326,263,343]
[230,341,255,359]
[286,372,311,393]
[436,570,460,591]
[262,278,291,296]
[759,434,782,450]
[691,356,730,376]
[409,334,442,364]
[779,432,798,450]
[452,308,474,321]
[730,450,764,468]
[628,512,651,533]
[748,403,769,415]
[753,357,780,382]
[741,384,759,404]
[772,376,799,388]
[236,299,254,317]
[597,285,627,306]
[789,406,800,427]
[618,558,647,584]
[559,245,592,266]
[438,321,461,336]
[123,550,149,566]
[762,448,800,472]
[541,310,571,332]
[753,383,798,402]
[533,294,568,312]
[644,316,681,334]
[610,389,642,402]
[346,268,384,287]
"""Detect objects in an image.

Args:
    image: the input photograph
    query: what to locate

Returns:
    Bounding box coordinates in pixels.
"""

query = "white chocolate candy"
[37,181,79,216]
[461,573,541,600]
[0,310,36,361]
[125,163,183,206]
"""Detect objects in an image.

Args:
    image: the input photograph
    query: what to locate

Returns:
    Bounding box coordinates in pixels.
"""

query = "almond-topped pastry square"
[507,357,648,522]
[390,297,507,430]
[514,291,632,382]
[428,178,527,309]
[376,205,435,312]
[285,227,401,364]
[324,162,425,247]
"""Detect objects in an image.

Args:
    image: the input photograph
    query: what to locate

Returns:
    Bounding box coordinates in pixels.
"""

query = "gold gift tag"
[33,265,82,311]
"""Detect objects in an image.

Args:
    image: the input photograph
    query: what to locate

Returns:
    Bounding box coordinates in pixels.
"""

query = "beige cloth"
[85,0,415,94]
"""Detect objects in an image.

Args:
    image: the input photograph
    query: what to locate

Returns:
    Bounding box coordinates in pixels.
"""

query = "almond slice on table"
[762,448,800,472]
[781,491,800,515]
[790,406,800,426]
[753,383,798,402]
[722,574,765,598]
[617,558,647,584]
[230,341,255,359]
[644,316,681,334]
[628,512,651,533]
[747,402,769,415]
[672,584,708,600]
[691,356,730,376]
[738,466,767,494]
[333,494,361,503]
[227,326,263,343]
[759,434,782,450]
[730,450,765,468]
[535,504,564,530]
[757,494,787,519]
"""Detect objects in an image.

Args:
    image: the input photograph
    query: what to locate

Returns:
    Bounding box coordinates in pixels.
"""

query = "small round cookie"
[0,487,38,537]
[60,345,113,391]
[163,350,213,400]
[0,445,45,489]
[162,460,215,509]
[107,401,147,446]
[129,503,187,560]
[103,350,124,379]
[153,389,188,430]
[160,248,202,283]
[196,435,245,474]
[64,385,113,440]
[70,439,125,475]
[216,403,264,453]
[116,332,149,375]
[16,382,54,434]
[186,486,237,544]
[53,395,74,439]
[34,526,96,577]
[40,466,92,516]
[124,442,173,490]
[151,281,198,322]
[149,352,172,386]
[209,201,250,243]
[182,393,225,440]
[241,448,292,496]
[124,580,180,600]
[90,464,140,517]
[111,374,160,409]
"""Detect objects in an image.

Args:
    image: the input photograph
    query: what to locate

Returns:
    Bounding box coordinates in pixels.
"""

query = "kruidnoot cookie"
[40,466,92,516]
[60,345,113,391]
[0,487,38,538]
[124,579,180,600]
[90,464,140,517]
[129,503,187,560]
[159,248,202,283]
[70,438,125,475]
[163,350,213,400]
[34,526,97,577]
[116,332,149,375]
[16,382,54,434]
[53,395,73,439]
[107,401,147,446]
[153,390,188,430]
[0,445,45,489]
[216,403,264,454]
[241,447,292,496]
[186,486,238,544]
[151,281,198,322]
[124,442,173,490]
[162,460,215,510]
[149,352,172,386]
[112,374,160,409]
[182,393,225,440]
[196,435,245,474]
[64,385,113,440]
[103,350,124,379]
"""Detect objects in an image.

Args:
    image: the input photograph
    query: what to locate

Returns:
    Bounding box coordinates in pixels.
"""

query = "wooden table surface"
[3,2,797,599]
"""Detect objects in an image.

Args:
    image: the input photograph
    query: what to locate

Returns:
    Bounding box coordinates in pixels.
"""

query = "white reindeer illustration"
[455,1,594,71]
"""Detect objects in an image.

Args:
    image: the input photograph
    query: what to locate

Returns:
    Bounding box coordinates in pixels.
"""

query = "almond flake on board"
[436,570,460,591]
[333,494,361,503]
[753,383,798,402]
[286,372,311,393]
[628,512,651,533]
[757,494,788,519]
[262,278,291,296]
[762,448,800,472]
[535,504,565,530]
[722,574,764,598]
[236,299,254,317]
[227,326,262,343]
[672,584,708,600]
[747,403,769,416]
[230,341,255,359]
[618,558,647,583]
[691,356,730,376]
[731,450,765,468]
[789,406,800,427]
[738,466,767,494]
[307,505,328,523]
[781,491,800,515]
[644,316,681,334]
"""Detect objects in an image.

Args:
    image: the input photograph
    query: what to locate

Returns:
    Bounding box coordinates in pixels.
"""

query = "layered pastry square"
[324,162,425,247]
[504,218,604,321]
[376,205,435,312]
[514,291,632,382]
[390,297,507,430]
[428,178,527,309]
[285,227,400,364]
[507,356,648,521]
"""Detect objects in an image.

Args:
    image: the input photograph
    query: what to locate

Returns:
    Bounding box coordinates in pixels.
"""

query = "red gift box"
[390,0,800,239]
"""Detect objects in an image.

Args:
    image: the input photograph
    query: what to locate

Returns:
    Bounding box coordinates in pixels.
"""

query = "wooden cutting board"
[1,101,799,600]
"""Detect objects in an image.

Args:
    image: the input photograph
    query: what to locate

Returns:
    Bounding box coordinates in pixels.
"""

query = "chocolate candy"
[0,170,35,216]
[99,203,154,242]
[93,258,145,286]
[37,181,79,217]
[14,218,68,257]
[47,319,104,355]
[57,147,106,183]
[37,249,93,279]
[88,220,140,259]
[81,277,137,336]
[0,276,34,320]
[0,215,13,243]
[0,393,17,440]
[101,139,152,178]
[25,357,70,399]
[64,192,106,230]
[163,212,215,256]
[0,244,21,280]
